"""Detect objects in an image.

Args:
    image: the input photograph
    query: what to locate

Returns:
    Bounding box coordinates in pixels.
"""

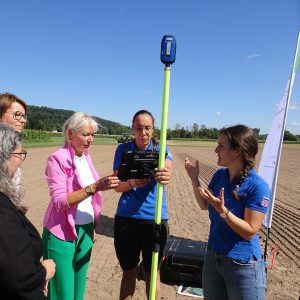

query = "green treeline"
[26,105,130,135]
[165,123,300,141]
[26,105,300,142]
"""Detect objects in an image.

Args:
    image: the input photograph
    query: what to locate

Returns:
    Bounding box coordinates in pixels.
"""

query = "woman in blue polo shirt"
[185,124,270,300]
[113,110,172,300]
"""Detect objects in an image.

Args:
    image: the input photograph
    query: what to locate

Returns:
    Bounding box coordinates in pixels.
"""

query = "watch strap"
[85,185,95,196]
[220,208,229,219]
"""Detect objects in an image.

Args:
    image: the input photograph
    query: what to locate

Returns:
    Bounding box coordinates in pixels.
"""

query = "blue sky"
[1,0,300,134]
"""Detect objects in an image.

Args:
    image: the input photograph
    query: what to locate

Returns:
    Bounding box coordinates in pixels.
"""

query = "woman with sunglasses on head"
[113,110,173,300]
[185,125,270,300]
[42,112,120,300]
[0,124,56,299]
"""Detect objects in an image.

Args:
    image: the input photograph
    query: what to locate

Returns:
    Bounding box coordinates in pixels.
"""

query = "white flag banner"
[258,31,300,228]
[258,80,290,228]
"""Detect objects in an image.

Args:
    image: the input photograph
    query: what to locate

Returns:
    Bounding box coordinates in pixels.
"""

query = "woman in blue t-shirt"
[185,124,270,300]
[113,110,172,300]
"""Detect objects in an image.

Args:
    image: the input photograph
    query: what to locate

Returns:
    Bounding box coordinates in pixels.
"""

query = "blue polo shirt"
[113,140,172,220]
[208,168,270,262]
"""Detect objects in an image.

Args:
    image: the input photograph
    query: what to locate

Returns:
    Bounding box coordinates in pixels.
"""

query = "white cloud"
[289,102,299,110]
[247,54,261,60]
[216,112,221,116]
[291,121,300,127]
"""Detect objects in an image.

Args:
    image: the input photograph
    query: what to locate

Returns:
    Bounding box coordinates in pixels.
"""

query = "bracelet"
[128,180,134,189]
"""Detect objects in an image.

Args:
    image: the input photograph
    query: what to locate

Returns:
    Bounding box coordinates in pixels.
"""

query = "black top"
[0,192,46,299]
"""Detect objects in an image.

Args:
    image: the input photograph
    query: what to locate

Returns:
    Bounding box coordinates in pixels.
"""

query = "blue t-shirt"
[208,168,270,262]
[113,140,172,220]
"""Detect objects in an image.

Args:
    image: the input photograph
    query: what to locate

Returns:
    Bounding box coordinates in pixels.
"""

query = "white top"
[74,155,95,225]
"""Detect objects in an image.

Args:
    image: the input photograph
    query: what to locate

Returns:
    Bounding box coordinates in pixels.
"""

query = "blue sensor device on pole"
[160,35,176,66]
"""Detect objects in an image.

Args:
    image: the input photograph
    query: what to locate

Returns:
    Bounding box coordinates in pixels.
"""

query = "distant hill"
[26,105,130,135]
[25,105,300,142]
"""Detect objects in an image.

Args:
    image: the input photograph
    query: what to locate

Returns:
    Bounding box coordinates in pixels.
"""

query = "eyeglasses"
[10,149,27,161]
[7,111,27,122]
[132,126,153,134]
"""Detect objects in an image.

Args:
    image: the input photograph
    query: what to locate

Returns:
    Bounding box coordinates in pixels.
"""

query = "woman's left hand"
[154,166,172,185]
[198,187,226,213]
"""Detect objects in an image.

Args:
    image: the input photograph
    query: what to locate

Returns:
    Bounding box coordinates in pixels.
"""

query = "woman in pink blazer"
[42,112,119,300]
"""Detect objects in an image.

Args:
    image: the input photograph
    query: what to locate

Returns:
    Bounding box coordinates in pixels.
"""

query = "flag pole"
[259,31,300,264]
[149,35,176,300]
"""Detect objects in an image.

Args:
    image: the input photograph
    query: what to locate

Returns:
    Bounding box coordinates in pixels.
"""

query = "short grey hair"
[0,124,26,212]
[62,112,99,144]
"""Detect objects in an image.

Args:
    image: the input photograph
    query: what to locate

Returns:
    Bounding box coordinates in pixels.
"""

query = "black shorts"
[114,216,169,273]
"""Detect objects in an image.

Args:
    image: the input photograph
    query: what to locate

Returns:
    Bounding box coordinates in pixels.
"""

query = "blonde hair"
[62,112,99,144]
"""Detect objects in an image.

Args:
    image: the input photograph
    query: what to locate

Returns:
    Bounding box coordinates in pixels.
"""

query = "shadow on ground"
[95,214,114,238]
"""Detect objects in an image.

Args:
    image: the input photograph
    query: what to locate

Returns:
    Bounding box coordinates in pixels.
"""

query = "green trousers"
[42,223,94,300]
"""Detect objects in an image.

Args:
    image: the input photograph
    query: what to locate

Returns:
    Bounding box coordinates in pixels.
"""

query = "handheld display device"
[160,35,176,65]
[117,151,163,181]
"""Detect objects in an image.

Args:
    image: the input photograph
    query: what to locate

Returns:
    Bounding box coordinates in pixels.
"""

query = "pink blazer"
[43,145,103,241]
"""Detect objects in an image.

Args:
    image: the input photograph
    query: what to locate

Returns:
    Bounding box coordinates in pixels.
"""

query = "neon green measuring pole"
[149,66,171,300]
[149,35,176,300]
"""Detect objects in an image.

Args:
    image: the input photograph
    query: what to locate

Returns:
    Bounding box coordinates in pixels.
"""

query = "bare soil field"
[22,144,300,300]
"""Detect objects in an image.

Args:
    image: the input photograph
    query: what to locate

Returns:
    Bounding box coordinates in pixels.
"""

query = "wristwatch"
[220,208,229,219]
[84,185,95,196]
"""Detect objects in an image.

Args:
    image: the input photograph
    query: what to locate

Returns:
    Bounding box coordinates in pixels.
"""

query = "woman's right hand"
[95,175,120,191]
[185,157,200,183]
[41,259,56,293]
[41,259,56,281]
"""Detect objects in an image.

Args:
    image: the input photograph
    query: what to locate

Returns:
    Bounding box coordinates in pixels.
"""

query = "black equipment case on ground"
[160,235,207,286]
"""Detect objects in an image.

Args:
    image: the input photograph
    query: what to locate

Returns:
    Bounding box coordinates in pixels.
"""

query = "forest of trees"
[165,123,300,141]
[26,105,300,141]
[26,105,130,135]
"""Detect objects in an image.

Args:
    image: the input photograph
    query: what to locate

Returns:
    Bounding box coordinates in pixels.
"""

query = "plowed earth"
[22,144,300,300]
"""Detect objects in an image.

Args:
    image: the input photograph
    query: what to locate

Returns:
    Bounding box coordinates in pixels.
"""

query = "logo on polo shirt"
[261,197,269,208]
